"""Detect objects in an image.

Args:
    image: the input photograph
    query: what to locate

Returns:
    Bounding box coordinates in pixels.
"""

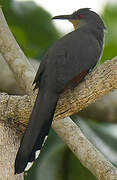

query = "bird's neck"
[76,19,87,29]
[90,25,105,47]
[76,22,104,47]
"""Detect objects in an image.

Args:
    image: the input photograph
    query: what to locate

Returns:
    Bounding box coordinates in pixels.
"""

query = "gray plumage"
[15,8,106,174]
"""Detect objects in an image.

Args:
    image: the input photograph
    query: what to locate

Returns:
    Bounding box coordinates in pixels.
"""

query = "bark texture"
[0,122,23,180]
[0,6,117,180]
[0,57,117,126]
[55,57,117,120]
[79,90,117,123]
[0,7,35,179]
[0,8,35,95]
[53,117,117,180]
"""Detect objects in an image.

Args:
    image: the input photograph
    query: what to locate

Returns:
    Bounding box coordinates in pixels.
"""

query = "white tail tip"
[35,150,40,159]
[25,162,34,171]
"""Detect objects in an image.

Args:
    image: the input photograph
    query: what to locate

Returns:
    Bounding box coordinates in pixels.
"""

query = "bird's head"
[52,8,106,31]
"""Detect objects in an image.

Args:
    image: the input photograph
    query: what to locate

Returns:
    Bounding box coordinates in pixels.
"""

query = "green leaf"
[101,4,117,63]
[2,0,60,58]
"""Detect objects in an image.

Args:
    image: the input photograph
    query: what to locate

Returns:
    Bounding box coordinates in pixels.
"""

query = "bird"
[15,8,106,174]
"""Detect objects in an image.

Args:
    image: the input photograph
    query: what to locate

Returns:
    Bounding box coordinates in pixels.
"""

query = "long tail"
[15,90,59,174]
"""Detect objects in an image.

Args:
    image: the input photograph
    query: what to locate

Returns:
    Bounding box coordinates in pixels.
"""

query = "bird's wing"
[62,69,88,92]
[54,43,100,93]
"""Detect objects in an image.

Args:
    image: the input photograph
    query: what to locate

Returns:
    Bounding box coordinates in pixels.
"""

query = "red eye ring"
[79,14,84,19]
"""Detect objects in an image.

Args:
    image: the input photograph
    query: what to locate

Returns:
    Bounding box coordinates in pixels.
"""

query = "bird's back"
[42,27,103,92]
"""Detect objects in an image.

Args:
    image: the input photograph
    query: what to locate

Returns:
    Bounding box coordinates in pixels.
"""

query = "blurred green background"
[1,0,117,179]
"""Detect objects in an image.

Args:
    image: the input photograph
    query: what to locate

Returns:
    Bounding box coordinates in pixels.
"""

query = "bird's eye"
[79,14,84,19]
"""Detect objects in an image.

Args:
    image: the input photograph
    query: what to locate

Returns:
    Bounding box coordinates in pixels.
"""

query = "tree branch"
[55,57,117,120]
[0,7,36,179]
[0,57,117,125]
[0,57,117,179]
[0,6,117,180]
[0,8,35,95]
[53,117,117,180]
[0,91,117,180]
[0,122,24,180]
[79,90,117,123]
